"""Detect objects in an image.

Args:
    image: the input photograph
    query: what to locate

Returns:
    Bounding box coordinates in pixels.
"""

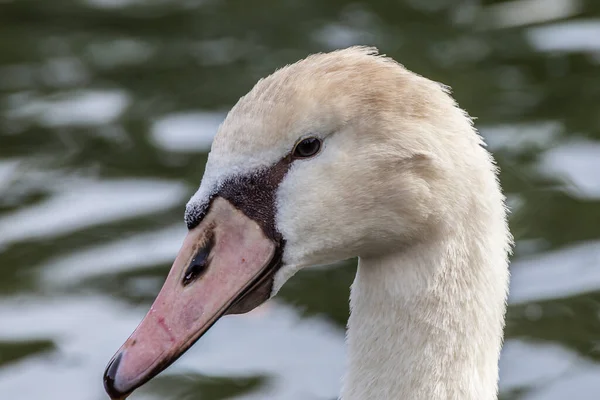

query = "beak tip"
[103,352,129,400]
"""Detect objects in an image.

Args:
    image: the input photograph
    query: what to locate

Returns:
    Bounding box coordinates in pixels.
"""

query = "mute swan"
[104,46,511,400]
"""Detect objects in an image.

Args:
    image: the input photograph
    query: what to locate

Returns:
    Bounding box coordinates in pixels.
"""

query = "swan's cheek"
[275,167,364,267]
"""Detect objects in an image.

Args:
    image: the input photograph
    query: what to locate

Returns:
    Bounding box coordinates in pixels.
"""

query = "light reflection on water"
[540,139,600,199]
[0,179,186,246]
[5,90,130,128]
[150,112,225,153]
[499,340,600,400]
[0,1,599,399]
[0,297,345,400]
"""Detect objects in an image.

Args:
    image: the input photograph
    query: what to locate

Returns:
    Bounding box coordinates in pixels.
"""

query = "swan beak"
[103,197,279,399]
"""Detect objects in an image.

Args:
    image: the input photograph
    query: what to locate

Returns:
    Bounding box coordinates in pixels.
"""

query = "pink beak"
[103,197,279,399]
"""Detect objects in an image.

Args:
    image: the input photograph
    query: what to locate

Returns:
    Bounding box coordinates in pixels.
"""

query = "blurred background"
[0,0,599,399]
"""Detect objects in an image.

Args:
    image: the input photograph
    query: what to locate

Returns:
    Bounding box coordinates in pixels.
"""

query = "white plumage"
[188,47,512,399]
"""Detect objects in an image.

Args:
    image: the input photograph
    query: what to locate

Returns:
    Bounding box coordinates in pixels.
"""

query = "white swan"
[103,46,511,400]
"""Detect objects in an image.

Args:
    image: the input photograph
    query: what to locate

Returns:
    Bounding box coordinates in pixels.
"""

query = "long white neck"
[341,215,510,400]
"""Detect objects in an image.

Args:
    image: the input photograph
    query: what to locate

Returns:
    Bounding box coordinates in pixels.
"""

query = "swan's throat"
[342,235,508,400]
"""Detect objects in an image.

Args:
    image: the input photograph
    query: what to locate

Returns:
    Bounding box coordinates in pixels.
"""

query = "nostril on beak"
[103,352,125,399]
[182,235,214,286]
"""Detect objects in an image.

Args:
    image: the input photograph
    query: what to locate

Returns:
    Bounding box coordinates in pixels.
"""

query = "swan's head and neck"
[104,47,511,400]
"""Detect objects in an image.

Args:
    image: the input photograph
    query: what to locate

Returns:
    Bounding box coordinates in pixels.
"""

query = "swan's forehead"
[206,46,400,173]
[210,106,302,173]
[199,70,353,188]
[186,94,333,223]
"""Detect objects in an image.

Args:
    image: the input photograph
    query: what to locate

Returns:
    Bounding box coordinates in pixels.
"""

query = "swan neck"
[342,233,508,400]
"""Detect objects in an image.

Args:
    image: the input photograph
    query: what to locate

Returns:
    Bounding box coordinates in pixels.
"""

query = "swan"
[103,46,511,400]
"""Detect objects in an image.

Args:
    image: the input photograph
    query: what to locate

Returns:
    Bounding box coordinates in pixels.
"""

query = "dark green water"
[1,1,599,399]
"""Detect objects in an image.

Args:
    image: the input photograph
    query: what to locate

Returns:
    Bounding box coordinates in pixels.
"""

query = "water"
[0,0,599,399]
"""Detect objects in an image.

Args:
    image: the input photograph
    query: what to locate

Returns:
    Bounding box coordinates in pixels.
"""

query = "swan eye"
[293,137,321,159]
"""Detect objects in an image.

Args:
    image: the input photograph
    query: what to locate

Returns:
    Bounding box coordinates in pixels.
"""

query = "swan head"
[104,46,504,399]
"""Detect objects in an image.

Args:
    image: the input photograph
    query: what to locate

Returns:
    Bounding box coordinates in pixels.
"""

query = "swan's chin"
[103,197,281,399]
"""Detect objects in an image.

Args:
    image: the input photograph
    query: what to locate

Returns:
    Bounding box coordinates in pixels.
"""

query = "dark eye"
[293,137,321,159]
